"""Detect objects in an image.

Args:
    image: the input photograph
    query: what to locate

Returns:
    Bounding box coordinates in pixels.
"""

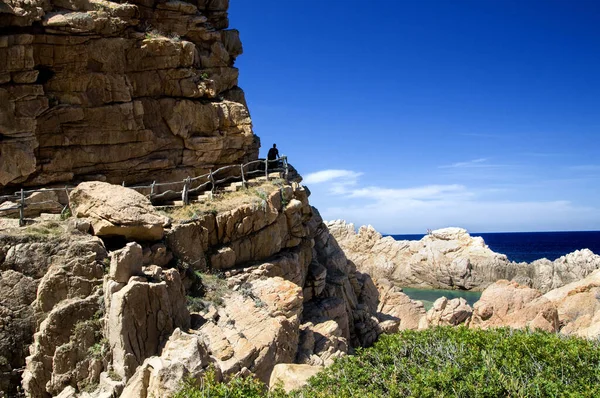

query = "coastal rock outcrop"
[426,297,472,327]
[328,221,600,293]
[468,280,559,332]
[69,181,170,241]
[374,279,428,332]
[0,0,258,192]
[543,269,600,338]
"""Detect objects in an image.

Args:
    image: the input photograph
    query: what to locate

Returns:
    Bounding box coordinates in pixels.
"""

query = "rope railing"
[0,156,290,227]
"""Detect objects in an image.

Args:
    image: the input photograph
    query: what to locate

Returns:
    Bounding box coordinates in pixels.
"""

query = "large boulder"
[69,182,170,241]
[426,297,472,327]
[469,280,559,332]
[374,279,428,332]
[543,269,600,338]
[269,364,322,392]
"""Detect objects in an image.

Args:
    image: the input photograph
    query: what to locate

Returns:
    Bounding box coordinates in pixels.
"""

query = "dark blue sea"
[389,231,600,264]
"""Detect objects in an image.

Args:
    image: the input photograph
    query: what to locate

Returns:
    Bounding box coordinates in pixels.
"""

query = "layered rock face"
[328,221,600,292]
[0,0,258,191]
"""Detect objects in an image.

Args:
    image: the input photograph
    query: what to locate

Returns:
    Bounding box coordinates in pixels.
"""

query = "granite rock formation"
[0,227,108,395]
[0,0,258,192]
[468,280,559,332]
[69,181,170,241]
[328,221,600,292]
[0,180,427,396]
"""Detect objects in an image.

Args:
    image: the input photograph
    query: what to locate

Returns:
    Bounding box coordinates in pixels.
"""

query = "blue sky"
[229,0,600,234]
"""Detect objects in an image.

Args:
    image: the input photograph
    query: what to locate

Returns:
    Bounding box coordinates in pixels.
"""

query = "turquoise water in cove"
[401,287,482,310]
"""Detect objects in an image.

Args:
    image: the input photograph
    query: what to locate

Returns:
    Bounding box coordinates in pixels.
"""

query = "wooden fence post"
[19,188,25,227]
[240,164,246,189]
[265,159,269,181]
[150,181,156,202]
[182,177,190,205]
[209,169,215,196]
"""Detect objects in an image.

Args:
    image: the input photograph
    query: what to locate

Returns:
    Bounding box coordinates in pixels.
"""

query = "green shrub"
[174,368,286,398]
[298,327,600,398]
[175,327,600,397]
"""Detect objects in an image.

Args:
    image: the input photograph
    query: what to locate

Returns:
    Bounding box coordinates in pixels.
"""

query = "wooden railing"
[0,156,289,227]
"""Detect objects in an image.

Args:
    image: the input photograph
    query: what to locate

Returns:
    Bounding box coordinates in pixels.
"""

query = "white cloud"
[349,184,469,201]
[304,168,600,234]
[439,158,489,169]
[303,169,363,184]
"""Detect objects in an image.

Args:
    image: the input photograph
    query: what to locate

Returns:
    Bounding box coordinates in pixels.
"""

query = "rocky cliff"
[328,221,600,292]
[0,0,258,191]
[0,180,427,397]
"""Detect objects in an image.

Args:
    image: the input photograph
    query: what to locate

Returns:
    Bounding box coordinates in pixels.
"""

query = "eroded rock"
[70,182,170,241]
[469,280,559,332]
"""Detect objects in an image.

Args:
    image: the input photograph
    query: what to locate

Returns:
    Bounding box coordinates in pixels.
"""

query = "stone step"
[223,181,245,192]
[255,173,281,182]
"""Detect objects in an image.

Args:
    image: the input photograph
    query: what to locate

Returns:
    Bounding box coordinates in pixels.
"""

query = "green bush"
[298,327,600,398]
[175,327,600,398]
[174,368,286,398]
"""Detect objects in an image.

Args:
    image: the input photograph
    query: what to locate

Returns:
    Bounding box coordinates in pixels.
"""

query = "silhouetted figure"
[267,144,280,169]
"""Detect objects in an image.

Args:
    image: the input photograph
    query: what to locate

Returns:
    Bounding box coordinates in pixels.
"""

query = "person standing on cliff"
[267,143,280,169]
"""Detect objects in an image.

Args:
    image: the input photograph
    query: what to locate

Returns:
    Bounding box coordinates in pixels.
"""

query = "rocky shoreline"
[327,220,600,293]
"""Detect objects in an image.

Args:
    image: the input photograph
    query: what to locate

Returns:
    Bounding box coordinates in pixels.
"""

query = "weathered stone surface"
[269,364,322,392]
[23,294,103,398]
[427,297,472,327]
[109,242,143,283]
[375,279,428,332]
[526,249,600,292]
[106,269,190,380]
[0,190,63,218]
[197,277,303,383]
[543,269,600,338]
[328,221,600,292]
[121,329,214,398]
[469,280,559,332]
[296,320,348,367]
[0,0,258,191]
[70,181,170,241]
[0,233,107,396]
[0,270,37,392]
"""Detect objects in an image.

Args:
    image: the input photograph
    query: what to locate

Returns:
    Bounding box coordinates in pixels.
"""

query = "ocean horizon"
[388,230,600,263]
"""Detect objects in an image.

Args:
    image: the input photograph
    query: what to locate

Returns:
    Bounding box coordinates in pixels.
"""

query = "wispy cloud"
[303,169,363,184]
[439,158,490,169]
[303,169,363,195]
[304,168,600,233]
[349,184,470,201]
[568,165,600,172]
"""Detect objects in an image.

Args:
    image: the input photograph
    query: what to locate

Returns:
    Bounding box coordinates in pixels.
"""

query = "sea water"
[389,231,600,309]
